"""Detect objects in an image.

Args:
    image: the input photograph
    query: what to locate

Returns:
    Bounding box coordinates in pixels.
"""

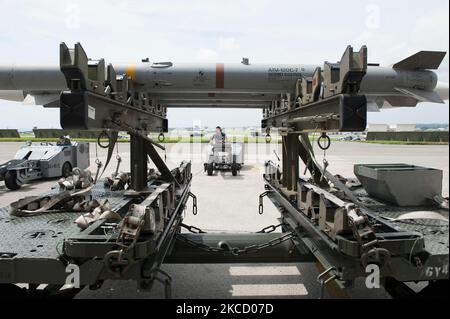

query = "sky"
[0,0,448,129]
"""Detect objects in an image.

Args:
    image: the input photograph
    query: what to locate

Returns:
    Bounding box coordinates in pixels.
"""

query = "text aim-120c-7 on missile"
[0,45,448,115]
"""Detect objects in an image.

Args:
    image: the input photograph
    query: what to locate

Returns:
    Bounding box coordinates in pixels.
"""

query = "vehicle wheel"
[4,170,21,190]
[207,163,214,176]
[62,162,72,178]
[231,156,238,176]
[231,164,238,176]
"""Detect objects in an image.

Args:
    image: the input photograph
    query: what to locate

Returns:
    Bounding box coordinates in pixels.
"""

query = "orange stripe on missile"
[216,63,224,89]
[126,64,136,81]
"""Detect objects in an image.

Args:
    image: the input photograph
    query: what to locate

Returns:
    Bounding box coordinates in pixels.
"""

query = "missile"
[0,50,448,110]
[0,64,66,107]
[0,65,66,90]
[0,90,25,102]
[436,82,449,101]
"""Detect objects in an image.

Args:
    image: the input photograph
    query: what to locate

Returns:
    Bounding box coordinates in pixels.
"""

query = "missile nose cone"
[435,82,449,101]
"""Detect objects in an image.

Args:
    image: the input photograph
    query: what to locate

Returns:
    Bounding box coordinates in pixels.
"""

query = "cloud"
[195,49,220,62]
[0,0,448,128]
[413,8,449,49]
[412,7,449,80]
[218,37,240,51]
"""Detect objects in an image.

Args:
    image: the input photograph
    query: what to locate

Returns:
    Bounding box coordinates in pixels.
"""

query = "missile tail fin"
[393,51,447,70]
[22,93,60,107]
[394,87,445,104]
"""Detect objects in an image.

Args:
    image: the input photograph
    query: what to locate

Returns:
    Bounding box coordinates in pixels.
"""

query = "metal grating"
[0,185,134,260]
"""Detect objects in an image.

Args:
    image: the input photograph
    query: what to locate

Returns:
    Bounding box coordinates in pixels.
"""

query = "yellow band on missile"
[127,64,136,80]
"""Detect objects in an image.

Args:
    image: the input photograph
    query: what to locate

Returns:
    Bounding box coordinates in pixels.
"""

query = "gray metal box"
[75,142,90,169]
[354,164,443,207]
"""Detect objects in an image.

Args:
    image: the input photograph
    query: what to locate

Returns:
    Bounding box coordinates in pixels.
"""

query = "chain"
[175,234,223,253]
[180,223,206,234]
[176,229,296,256]
[233,232,296,255]
[256,224,283,233]
[180,223,283,235]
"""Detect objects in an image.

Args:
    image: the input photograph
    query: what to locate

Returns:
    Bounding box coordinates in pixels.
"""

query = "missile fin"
[394,87,445,104]
[385,96,419,107]
[367,102,381,112]
[22,93,60,106]
[393,51,447,70]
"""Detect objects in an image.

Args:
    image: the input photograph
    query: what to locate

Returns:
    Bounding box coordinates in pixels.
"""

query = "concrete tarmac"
[0,141,448,299]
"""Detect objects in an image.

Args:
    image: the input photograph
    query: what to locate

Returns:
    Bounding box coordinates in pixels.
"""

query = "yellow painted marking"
[126,64,136,80]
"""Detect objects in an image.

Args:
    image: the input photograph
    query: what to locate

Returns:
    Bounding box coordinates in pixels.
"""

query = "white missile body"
[0,51,448,110]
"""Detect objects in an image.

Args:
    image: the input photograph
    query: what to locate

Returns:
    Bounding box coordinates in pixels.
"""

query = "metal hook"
[317,266,337,299]
[97,131,111,149]
[151,268,172,299]
[318,132,331,151]
[258,191,269,215]
[188,192,198,215]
